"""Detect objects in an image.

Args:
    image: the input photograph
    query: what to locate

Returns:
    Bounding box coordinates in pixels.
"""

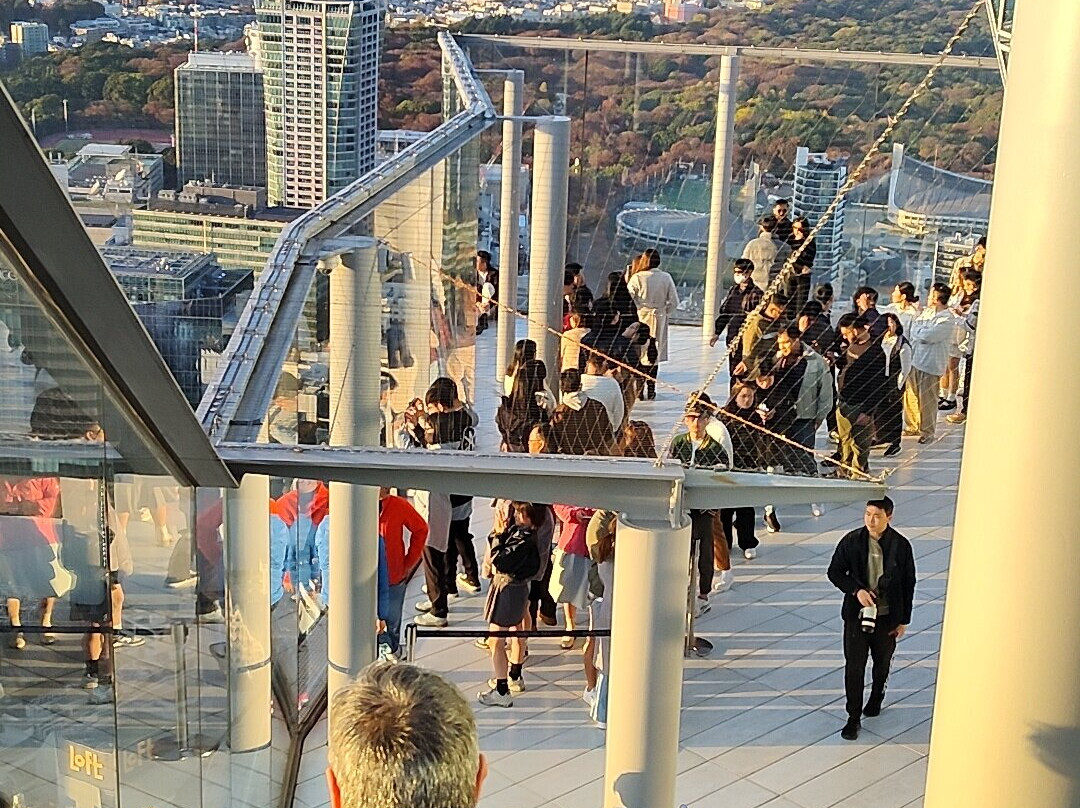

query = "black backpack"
[490,526,541,581]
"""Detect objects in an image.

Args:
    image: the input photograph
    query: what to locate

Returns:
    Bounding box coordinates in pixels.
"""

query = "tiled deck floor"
[296,323,964,808]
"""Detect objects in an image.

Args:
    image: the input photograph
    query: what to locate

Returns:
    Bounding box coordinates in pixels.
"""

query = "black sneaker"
[883,443,901,457]
[841,718,860,740]
[938,399,957,411]
[863,693,884,717]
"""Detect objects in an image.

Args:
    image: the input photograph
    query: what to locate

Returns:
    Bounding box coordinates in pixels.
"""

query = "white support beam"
[217,444,884,525]
[702,54,740,343]
[456,34,1000,70]
[326,241,382,703]
[496,70,524,383]
[528,116,571,376]
[603,515,692,808]
[925,0,1080,804]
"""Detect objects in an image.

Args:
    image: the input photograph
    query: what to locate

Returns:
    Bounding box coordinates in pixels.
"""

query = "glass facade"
[255,0,381,208]
[175,53,268,190]
[130,210,294,274]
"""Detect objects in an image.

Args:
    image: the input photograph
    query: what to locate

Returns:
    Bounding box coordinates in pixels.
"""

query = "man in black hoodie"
[827,497,916,741]
[830,313,886,478]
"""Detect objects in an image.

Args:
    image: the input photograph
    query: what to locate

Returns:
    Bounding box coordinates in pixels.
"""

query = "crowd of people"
[709,202,984,480]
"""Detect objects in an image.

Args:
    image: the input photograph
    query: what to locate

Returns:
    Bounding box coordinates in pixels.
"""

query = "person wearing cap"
[669,392,733,610]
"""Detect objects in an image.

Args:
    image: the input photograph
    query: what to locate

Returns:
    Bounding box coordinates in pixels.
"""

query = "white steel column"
[327,240,382,705]
[496,71,524,383]
[528,116,571,376]
[603,515,692,808]
[702,54,739,343]
[925,1,1080,805]
[223,476,271,753]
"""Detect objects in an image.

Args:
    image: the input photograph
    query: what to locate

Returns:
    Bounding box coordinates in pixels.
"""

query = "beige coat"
[627,268,679,362]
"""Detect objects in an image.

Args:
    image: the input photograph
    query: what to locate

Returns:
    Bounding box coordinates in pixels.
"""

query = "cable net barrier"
[246,0,996,485]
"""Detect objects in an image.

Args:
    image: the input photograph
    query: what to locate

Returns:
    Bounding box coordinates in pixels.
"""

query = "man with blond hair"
[327,662,488,808]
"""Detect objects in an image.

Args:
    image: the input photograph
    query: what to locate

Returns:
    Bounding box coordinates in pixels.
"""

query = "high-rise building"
[175,52,267,188]
[252,0,381,208]
[793,146,847,289]
[9,21,49,55]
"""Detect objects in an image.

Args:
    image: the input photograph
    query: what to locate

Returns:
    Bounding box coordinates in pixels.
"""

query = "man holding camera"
[827,497,916,740]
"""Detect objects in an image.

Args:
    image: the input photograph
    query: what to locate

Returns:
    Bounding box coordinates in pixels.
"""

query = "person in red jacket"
[378,488,428,654]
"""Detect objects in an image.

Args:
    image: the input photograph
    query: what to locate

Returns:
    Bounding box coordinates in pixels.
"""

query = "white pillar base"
[603,515,692,808]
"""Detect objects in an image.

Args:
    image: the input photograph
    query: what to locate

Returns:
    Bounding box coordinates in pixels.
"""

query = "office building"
[793,146,847,289]
[131,181,303,273]
[252,0,381,208]
[933,232,983,289]
[9,21,49,55]
[175,52,267,188]
[100,246,222,302]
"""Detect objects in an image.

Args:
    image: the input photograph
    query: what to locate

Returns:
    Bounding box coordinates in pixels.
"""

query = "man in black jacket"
[830,313,887,478]
[827,497,916,741]
[709,259,764,387]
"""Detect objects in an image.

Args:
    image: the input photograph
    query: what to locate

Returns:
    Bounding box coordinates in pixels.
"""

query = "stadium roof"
[888,143,993,221]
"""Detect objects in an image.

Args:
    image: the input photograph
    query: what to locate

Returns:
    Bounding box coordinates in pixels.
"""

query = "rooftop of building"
[99,245,215,278]
[177,50,259,71]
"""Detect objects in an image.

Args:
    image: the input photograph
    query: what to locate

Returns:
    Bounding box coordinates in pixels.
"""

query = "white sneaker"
[712,569,734,593]
[414,612,448,628]
[696,595,712,617]
[196,606,225,624]
[457,574,482,594]
[414,600,433,613]
[811,503,824,517]
[477,686,513,707]
[488,676,525,693]
[582,687,597,707]
[743,547,757,560]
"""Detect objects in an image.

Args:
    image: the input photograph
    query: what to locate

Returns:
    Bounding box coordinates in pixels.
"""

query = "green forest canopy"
[0,0,1002,216]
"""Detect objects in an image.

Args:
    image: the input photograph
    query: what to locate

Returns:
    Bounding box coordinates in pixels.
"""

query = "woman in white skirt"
[548,503,596,650]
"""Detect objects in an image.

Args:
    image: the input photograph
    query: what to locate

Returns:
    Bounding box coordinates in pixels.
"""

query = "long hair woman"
[879,313,913,457]
[496,358,552,452]
[503,338,537,396]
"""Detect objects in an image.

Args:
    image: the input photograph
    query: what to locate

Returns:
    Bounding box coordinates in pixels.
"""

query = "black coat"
[837,338,887,412]
[714,282,764,344]
[827,525,916,629]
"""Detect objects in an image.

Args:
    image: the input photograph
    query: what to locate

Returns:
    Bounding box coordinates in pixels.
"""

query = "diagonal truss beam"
[196,31,497,444]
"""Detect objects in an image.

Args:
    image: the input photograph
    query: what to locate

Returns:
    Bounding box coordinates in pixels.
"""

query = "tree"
[102,71,152,108]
